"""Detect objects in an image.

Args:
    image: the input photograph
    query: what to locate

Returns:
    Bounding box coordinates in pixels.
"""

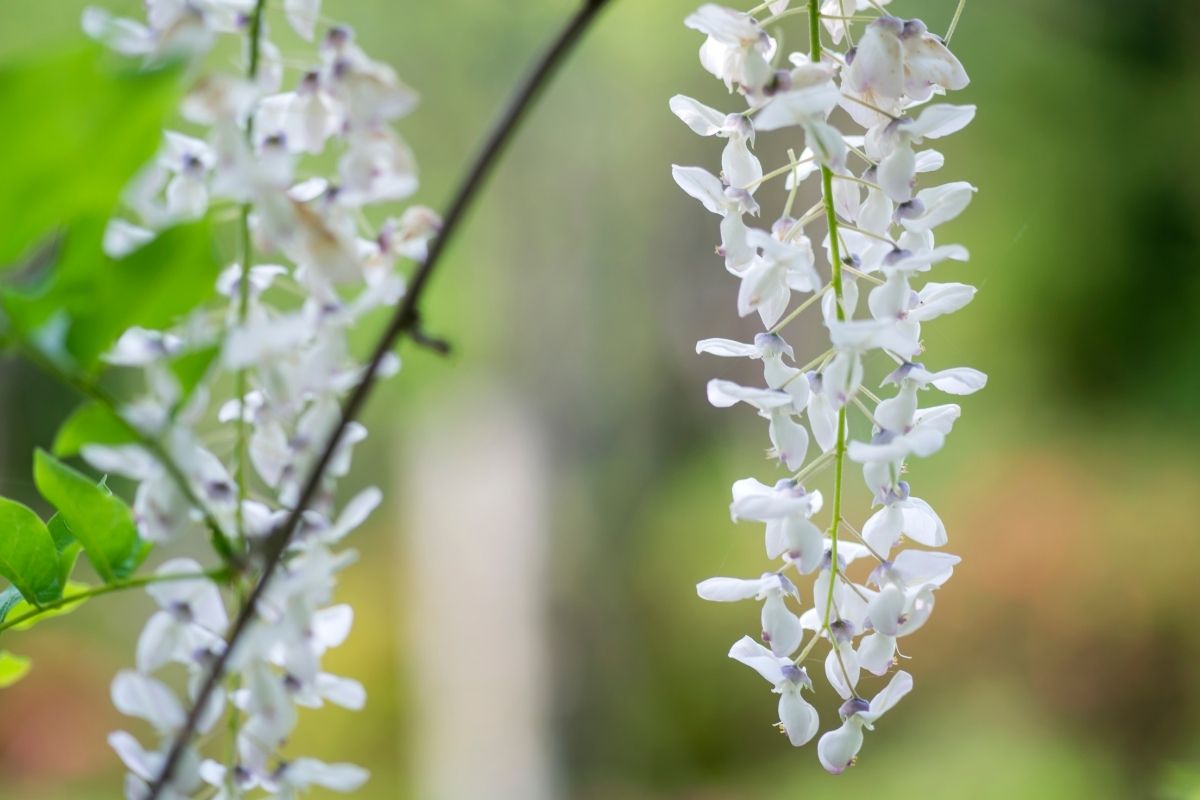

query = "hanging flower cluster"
[674,0,983,773]
[82,1,435,795]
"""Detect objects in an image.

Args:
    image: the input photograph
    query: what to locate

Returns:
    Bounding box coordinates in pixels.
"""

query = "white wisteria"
[675,0,982,773]
[82,0,433,796]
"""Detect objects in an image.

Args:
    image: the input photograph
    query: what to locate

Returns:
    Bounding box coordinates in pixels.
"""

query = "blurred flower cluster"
[80,0,438,795]
[674,0,982,773]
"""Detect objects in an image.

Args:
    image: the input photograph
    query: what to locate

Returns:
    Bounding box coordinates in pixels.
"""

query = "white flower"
[110,730,203,800]
[682,0,979,770]
[848,402,961,465]
[817,670,913,773]
[730,477,821,522]
[728,636,820,746]
[111,670,185,734]
[672,163,760,269]
[698,572,802,656]
[685,4,776,93]
[136,560,228,673]
[105,327,183,366]
[266,758,369,797]
[670,95,763,189]
[842,17,968,126]
[753,62,840,132]
[861,495,945,556]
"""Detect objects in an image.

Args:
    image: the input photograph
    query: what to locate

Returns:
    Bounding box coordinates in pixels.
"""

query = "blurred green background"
[1,0,1198,798]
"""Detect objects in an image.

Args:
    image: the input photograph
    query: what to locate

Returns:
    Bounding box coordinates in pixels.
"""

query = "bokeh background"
[1,0,1198,798]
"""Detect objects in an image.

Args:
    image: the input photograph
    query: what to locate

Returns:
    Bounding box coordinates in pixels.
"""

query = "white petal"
[928,367,988,395]
[867,583,905,636]
[856,632,897,676]
[877,144,916,203]
[782,516,825,574]
[111,671,185,733]
[825,641,860,699]
[909,104,976,140]
[901,182,976,231]
[313,604,354,648]
[730,478,818,521]
[863,505,903,557]
[329,486,383,541]
[768,410,809,470]
[890,550,960,588]
[908,282,976,322]
[697,577,763,602]
[110,731,159,782]
[316,673,367,710]
[722,137,762,190]
[779,689,820,746]
[103,219,155,257]
[672,165,727,215]
[897,585,936,636]
[668,94,727,136]
[135,612,183,673]
[285,758,369,792]
[728,635,787,685]
[817,719,865,774]
[899,497,947,547]
[762,592,802,656]
[707,379,792,410]
[863,669,913,721]
[695,337,759,358]
[284,0,321,40]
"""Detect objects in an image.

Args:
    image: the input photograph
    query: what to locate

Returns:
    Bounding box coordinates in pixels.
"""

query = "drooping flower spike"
[676,0,982,773]
[82,0,427,795]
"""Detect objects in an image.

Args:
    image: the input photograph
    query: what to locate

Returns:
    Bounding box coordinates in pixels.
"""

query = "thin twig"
[0,569,228,635]
[143,1,614,795]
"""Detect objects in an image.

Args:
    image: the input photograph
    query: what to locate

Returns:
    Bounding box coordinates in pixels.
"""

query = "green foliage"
[33,449,147,583]
[0,496,64,605]
[3,218,221,373]
[0,651,31,688]
[0,45,180,268]
[48,513,84,587]
[0,580,90,631]
[0,586,25,624]
[52,401,137,458]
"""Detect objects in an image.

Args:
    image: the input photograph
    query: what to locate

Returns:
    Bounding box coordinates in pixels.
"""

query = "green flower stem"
[226,5,267,787]
[0,569,229,635]
[809,0,851,646]
[233,0,269,559]
[946,0,967,44]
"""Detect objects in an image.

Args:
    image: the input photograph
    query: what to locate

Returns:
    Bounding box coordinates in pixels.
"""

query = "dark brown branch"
[144,1,613,795]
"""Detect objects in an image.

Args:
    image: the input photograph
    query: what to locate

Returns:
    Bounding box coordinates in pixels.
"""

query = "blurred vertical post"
[400,383,554,800]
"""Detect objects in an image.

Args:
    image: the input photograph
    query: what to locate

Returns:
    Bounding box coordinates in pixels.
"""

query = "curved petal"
[818,719,865,774]
[779,689,820,746]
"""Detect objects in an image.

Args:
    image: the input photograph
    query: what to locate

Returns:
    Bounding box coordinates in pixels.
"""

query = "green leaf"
[33,449,146,583]
[52,401,137,458]
[3,218,221,372]
[0,497,64,605]
[0,586,24,625]
[0,46,181,268]
[47,514,84,586]
[0,652,31,688]
[0,580,91,631]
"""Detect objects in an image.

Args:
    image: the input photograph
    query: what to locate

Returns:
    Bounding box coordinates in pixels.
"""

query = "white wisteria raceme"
[82,1,433,796]
[675,0,982,773]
